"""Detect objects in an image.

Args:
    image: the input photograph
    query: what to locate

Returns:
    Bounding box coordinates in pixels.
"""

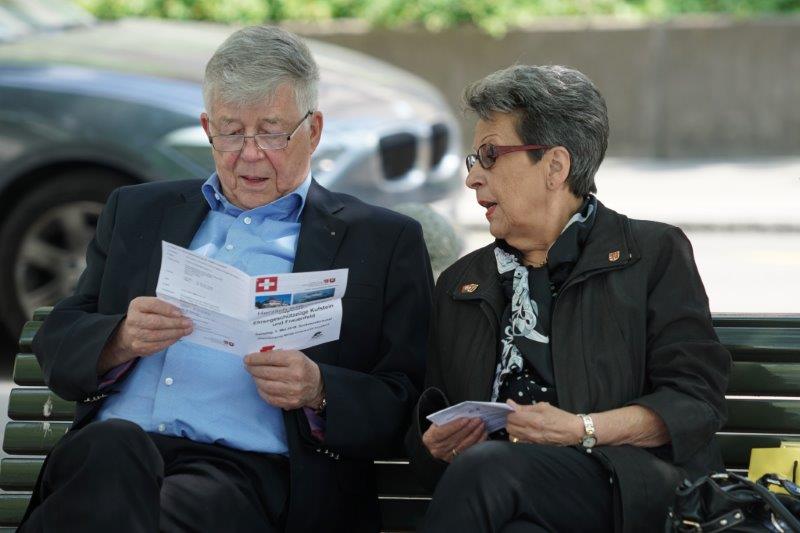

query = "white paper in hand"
[426,401,515,434]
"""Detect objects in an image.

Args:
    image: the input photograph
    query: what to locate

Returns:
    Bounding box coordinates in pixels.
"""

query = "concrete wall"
[297,17,800,157]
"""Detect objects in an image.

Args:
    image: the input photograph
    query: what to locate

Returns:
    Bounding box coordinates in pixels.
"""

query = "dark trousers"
[419,441,615,533]
[20,418,289,533]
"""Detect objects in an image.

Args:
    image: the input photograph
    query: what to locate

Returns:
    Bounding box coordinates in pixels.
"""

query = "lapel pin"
[330,231,336,236]
[608,250,620,262]
[461,283,479,294]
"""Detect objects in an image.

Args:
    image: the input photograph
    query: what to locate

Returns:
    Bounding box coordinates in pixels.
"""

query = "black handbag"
[665,472,800,532]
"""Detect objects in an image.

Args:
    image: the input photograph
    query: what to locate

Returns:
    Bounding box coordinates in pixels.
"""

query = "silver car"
[0,1,462,336]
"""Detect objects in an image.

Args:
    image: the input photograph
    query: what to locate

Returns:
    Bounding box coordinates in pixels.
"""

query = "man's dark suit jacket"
[31,178,433,532]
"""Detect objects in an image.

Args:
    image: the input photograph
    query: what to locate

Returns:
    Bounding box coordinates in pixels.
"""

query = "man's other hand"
[244,350,324,410]
[98,297,193,374]
[422,418,487,463]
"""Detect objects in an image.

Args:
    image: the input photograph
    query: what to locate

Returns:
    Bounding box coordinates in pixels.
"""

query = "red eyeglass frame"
[466,142,552,171]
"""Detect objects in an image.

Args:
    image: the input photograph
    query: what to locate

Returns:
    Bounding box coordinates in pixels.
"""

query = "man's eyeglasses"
[465,142,552,172]
[208,111,313,152]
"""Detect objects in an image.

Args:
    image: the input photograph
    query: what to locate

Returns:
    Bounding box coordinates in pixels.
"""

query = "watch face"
[582,435,597,448]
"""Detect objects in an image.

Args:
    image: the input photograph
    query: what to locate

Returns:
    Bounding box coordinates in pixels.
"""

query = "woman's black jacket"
[406,200,731,532]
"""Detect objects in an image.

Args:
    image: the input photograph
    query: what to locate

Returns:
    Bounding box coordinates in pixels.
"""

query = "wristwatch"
[577,414,597,449]
[314,396,327,416]
[313,382,327,416]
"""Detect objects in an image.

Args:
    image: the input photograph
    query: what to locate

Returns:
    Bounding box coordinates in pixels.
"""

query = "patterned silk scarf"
[490,196,597,402]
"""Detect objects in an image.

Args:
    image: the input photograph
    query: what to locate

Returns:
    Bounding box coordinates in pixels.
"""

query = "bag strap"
[728,472,800,531]
[677,509,746,533]
[761,473,800,498]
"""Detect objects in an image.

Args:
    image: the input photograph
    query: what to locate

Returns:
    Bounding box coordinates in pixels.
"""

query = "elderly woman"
[405,65,730,532]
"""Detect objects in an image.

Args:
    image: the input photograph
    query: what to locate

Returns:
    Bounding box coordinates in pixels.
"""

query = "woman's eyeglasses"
[465,143,552,172]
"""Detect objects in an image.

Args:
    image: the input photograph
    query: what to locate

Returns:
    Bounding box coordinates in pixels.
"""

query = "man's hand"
[244,349,324,410]
[98,297,193,374]
[422,418,487,463]
[505,401,584,446]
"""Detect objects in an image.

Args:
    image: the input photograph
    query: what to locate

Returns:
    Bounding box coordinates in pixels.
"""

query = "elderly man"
[22,26,432,533]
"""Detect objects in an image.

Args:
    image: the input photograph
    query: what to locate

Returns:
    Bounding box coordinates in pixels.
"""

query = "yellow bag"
[748,442,800,493]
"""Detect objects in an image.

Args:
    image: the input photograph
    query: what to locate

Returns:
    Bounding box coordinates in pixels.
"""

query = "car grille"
[379,133,417,181]
[431,123,449,168]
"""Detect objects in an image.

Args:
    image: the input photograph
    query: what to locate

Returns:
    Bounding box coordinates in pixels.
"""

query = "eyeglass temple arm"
[287,110,314,140]
[493,144,551,157]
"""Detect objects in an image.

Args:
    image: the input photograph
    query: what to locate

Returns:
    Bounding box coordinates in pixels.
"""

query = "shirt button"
[243,216,252,225]
[225,244,234,251]
[214,193,221,201]
[157,423,166,433]
[164,377,174,386]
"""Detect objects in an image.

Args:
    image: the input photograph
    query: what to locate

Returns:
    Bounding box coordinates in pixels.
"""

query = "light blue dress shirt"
[97,173,312,454]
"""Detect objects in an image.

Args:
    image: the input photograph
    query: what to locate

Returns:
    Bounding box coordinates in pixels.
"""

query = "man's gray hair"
[463,65,609,197]
[203,26,319,116]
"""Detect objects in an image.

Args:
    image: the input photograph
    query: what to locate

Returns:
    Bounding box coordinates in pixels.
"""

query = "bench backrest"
[1,310,799,531]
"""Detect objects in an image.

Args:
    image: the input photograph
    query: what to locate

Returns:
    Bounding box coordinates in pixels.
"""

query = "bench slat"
[8,389,74,421]
[713,315,800,328]
[0,459,428,496]
[0,459,43,491]
[0,459,429,500]
[0,494,30,527]
[0,492,429,530]
[378,497,429,532]
[718,433,800,469]
[32,307,52,322]
[724,399,800,433]
[2,422,70,455]
[18,322,41,353]
[13,354,44,387]
[717,327,800,359]
[375,461,428,496]
[729,362,800,395]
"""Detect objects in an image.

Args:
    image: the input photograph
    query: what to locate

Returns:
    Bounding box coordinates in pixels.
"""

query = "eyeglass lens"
[213,134,288,152]
[465,144,497,172]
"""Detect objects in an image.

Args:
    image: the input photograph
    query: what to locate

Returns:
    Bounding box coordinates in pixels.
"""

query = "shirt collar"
[201,172,312,222]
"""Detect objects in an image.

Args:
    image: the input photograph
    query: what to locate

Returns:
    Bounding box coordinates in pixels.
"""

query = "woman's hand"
[422,417,487,463]
[505,401,584,446]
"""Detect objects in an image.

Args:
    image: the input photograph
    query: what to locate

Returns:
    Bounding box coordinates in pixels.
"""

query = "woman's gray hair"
[203,26,319,116]
[464,65,609,196]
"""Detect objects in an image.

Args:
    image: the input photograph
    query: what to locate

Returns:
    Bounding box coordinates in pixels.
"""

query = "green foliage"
[77,0,271,22]
[76,0,800,34]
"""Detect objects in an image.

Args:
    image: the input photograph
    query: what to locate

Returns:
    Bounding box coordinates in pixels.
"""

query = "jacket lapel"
[448,245,505,400]
[291,180,346,367]
[144,188,210,295]
[450,245,505,322]
[293,180,346,273]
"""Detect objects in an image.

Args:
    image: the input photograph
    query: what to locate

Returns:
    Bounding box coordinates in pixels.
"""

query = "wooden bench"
[1,309,799,531]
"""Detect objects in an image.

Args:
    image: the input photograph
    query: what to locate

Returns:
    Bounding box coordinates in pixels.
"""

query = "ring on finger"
[510,436,520,444]
[451,448,458,458]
